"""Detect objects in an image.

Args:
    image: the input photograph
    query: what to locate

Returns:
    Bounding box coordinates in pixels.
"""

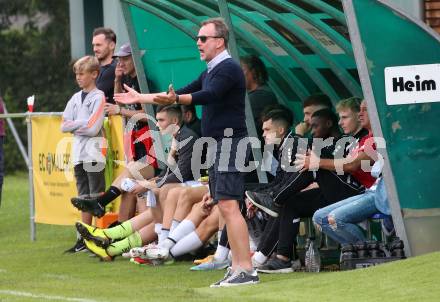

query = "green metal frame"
[139,0,302,106]
[307,0,347,25]
[119,0,363,172]
[212,1,338,101]
[233,0,362,98]
[121,0,361,103]
[273,0,352,55]
[173,0,310,100]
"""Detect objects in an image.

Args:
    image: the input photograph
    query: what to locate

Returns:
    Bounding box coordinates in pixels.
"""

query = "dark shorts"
[208,136,250,202]
[74,162,105,197]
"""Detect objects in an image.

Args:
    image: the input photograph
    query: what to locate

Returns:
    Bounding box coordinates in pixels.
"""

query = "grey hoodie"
[61,88,106,165]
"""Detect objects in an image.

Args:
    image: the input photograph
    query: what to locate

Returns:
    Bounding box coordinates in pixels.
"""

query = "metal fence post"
[27,114,36,241]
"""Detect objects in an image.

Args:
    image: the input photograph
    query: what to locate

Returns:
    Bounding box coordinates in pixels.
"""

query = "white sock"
[170,231,203,258]
[253,251,268,265]
[159,229,170,244]
[214,245,229,262]
[168,219,195,243]
[170,219,180,233]
[154,223,162,237]
[160,238,175,250]
[217,230,222,241]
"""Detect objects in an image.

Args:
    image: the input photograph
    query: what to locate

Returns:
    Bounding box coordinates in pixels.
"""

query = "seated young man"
[240,98,330,269]
[159,184,208,238]
[256,103,368,273]
[295,94,333,137]
[246,109,365,219]
[311,100,390,244]
[76,191,220,262]
[71,105,200,218]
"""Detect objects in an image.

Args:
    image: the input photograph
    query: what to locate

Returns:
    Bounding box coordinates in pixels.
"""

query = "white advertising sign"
[384,64,440,105]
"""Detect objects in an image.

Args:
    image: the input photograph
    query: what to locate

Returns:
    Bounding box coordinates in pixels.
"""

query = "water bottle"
[305,238,311,270]
[305,237,321,272]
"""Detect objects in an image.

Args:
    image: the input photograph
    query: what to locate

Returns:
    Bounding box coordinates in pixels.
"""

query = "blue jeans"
[312,190,378,244]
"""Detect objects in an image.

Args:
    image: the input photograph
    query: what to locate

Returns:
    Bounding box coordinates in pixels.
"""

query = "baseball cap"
[113,43,132,57]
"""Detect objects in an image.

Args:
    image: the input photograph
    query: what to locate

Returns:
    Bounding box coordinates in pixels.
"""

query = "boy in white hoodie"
[61,55,106,253]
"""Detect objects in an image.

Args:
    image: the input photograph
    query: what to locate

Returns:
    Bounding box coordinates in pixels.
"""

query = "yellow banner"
[106,115,125,212]
[32,115,125,225]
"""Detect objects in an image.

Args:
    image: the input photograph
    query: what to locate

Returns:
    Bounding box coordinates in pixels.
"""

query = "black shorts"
[74,162,105,197]
[208,136,250,202]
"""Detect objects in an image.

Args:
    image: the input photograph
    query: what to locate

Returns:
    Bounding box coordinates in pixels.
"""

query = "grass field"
[0,173,439,302]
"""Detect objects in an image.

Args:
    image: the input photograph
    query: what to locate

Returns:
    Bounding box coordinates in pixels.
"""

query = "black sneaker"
[218,269,259,287]
[257,257,294,274]
[245,191,279,217]
[63,238,87,253]
[210,267,233,288]
[71,196,105,218]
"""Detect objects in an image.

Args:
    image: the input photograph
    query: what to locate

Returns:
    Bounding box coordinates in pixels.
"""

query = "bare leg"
[111,162,154,189]
[218,210,225,230]
[174,186,208,222]
[150,188,163,223]
[138,222,157,244]
[126,161,155,182]
[136,197,148,214]
[218,200,252,271]
[195,206,220,242]
[82,212,93,225]
[156,183,181,224]
[185,201,211,227]
[114,161,155,221]
[128,208,154,231]
[161,186,186,229]
[158,183,181,205]
[117,192,137,222]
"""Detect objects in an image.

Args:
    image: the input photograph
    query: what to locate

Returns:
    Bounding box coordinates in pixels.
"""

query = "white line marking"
[0,290,99,302]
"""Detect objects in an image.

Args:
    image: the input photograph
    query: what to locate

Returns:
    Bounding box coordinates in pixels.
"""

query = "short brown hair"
[201,17,229,48]
[157,104,183,123]
[93,27,116,43]
[303,94,332,109]
[336,96,362,113]
[73,55,100,74]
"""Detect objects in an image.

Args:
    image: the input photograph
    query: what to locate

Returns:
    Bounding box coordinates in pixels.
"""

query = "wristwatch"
[175,94,180,104]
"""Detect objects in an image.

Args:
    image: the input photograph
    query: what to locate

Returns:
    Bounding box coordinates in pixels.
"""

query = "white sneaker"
[122,243,157,258]
[144,245,170,260]
[122,247,147,258]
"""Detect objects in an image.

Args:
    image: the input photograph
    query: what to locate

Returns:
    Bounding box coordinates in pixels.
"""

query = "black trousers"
[257,189,325,259]
[277,188,326,259]
[273,170,364,205]
[259,170,364,259]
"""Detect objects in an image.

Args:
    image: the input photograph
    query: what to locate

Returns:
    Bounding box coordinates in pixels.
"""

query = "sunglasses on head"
[196,35,222,43]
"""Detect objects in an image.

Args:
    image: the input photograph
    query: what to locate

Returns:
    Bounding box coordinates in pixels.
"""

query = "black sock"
[98,186,121,207]
[219,227,229,249]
